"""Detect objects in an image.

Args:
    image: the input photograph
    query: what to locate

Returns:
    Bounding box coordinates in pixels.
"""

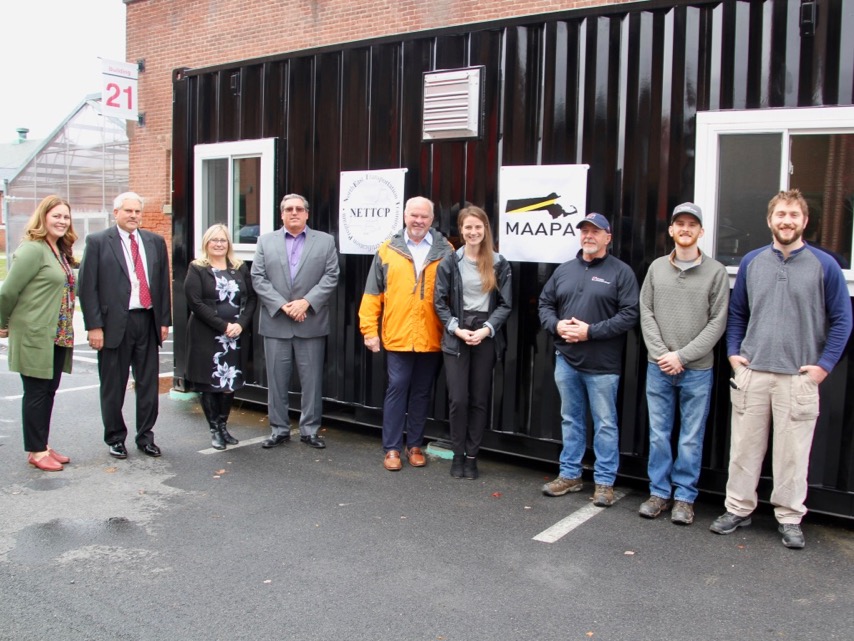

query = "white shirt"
[117,227,151,309]
[405,229,433,279]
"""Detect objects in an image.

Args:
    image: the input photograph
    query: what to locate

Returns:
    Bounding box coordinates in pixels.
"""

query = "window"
[695,107,854,293]
[193,138,275,261]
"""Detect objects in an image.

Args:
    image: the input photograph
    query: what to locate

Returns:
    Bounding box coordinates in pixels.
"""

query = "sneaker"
[709,511,752,534]
[778,524,805,549]
[542,476,583,496]
[671,500,694,525]
[592,484,615,507]
[638,496,672,519]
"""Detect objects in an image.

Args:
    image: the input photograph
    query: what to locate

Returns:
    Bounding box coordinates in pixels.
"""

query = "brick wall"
[126,0,636,250]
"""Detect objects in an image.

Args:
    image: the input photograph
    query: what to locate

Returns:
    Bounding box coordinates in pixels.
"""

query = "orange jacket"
[359,229,452,352]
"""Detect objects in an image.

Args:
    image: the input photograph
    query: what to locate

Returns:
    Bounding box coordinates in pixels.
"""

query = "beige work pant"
[724,368,820,524]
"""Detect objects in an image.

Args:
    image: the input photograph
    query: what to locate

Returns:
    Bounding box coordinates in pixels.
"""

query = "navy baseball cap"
[576,212,611,233]
[671,202,703,225]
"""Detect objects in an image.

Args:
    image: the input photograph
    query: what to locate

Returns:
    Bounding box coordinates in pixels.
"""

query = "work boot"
[671,501,695,525]
[639,495,672,519]
[200,392,226,450]
[217,393,238,445]
[592,484,616,507]
[450,454,465,478]
[542,476,583,496]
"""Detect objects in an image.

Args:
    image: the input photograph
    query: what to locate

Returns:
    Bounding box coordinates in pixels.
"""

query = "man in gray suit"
[251,193,340,449]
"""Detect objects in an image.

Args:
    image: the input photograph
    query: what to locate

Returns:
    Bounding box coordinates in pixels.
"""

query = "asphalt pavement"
[0,312,852,640]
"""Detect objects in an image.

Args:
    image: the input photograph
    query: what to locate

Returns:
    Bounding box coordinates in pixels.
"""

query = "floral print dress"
[201,268,244,392]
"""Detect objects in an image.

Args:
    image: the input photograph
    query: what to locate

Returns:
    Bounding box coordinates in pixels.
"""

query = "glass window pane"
[233,156,261,244]
[790,134,853,269]
[202,158,228,230]
[715,133,782,266]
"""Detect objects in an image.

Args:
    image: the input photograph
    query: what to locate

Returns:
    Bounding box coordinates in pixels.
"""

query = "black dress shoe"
[138,443,162,457]
[300,435,326,449]
[261,434,291,449]
[108,442,128,459]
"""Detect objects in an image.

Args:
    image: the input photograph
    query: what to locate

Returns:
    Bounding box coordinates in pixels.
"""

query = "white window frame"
[695,106,854,295]
[193,138,276,262]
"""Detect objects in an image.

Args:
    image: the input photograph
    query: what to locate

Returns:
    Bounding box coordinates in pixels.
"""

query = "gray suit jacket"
[251,227,339,339]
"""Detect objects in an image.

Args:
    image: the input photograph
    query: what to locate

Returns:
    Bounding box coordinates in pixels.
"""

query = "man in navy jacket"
[538,213,639,506]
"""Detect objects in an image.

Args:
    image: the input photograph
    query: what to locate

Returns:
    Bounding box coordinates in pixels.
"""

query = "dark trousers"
[98,309,159,447]
[444,334,495,458]
[382,351,441,452]
[21,345,68,452]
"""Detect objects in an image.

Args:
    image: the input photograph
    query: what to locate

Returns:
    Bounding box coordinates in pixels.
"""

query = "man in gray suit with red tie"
[78,192,172,459]
[252,193,339,449]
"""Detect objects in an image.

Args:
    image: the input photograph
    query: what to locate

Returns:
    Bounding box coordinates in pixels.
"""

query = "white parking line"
[533,490,627,543]
[199,435,270,454]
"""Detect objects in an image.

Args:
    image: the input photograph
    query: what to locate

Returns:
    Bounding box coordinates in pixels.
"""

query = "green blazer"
[0,240,73,378]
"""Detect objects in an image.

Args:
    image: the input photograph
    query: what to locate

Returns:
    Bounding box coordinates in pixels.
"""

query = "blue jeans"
[645,362,713,503]
[554,354,621,485]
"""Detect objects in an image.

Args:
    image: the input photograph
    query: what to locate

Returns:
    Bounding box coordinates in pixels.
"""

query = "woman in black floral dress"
[184,224,256,449]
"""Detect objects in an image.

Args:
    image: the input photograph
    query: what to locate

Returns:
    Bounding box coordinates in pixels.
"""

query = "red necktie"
[130,233,153,309]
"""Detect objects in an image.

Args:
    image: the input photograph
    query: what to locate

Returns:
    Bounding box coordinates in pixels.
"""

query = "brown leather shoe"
[384,450,402,471]
[405,447,426,467]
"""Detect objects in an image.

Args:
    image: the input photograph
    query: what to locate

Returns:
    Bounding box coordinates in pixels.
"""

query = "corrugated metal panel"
[171,0,854,516]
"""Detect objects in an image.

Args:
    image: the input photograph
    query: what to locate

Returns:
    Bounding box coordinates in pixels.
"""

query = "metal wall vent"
[421,66,484,141]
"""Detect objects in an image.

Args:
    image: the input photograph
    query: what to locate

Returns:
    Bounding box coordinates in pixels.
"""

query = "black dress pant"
[443,312,496,457]
[98,309,159,447]
[21,345,68,452]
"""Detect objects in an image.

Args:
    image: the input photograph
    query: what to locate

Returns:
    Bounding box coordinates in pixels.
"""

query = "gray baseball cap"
[671,202,702,225]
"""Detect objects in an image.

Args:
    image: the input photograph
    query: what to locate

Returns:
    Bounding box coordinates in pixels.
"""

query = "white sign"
[498,164,589,263]
[338,169,408,254]
[101,58,139,120]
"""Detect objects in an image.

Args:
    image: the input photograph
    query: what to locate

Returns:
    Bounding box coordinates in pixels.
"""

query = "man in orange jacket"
[359,196,453,471]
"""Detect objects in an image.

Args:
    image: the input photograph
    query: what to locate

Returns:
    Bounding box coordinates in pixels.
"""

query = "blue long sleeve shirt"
[727,243,852,374]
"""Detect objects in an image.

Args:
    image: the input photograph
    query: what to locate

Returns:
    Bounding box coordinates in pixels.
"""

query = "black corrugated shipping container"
[170,0,854,518]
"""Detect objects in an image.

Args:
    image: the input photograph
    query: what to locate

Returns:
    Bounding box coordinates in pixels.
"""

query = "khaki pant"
[725,368,820,524]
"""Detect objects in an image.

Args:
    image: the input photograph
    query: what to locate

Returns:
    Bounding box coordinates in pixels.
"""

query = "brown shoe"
[671,500,695,525]
[592,484,615,507]
[405,447,426,467]
[384,450,402,471]
[542,476,583,496]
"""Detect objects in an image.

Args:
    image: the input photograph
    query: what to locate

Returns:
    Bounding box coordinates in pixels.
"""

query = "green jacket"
[0,240,73,378]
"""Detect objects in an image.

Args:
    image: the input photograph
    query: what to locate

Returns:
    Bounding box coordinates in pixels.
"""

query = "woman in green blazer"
[0,195,78,471]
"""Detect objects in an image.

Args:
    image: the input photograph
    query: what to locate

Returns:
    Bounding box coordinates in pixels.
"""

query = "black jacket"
[434,247,513,358]
[538,251,639,374]
[183,262,257,386]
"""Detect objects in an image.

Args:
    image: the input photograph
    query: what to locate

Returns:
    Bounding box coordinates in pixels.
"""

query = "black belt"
[129,308,153,314]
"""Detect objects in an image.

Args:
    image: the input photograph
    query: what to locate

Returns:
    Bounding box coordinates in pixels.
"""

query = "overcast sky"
[0,0,126,143]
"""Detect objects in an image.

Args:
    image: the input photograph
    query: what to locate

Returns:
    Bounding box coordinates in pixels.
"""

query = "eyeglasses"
[209,239,229,245]
[283,206,306,213]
